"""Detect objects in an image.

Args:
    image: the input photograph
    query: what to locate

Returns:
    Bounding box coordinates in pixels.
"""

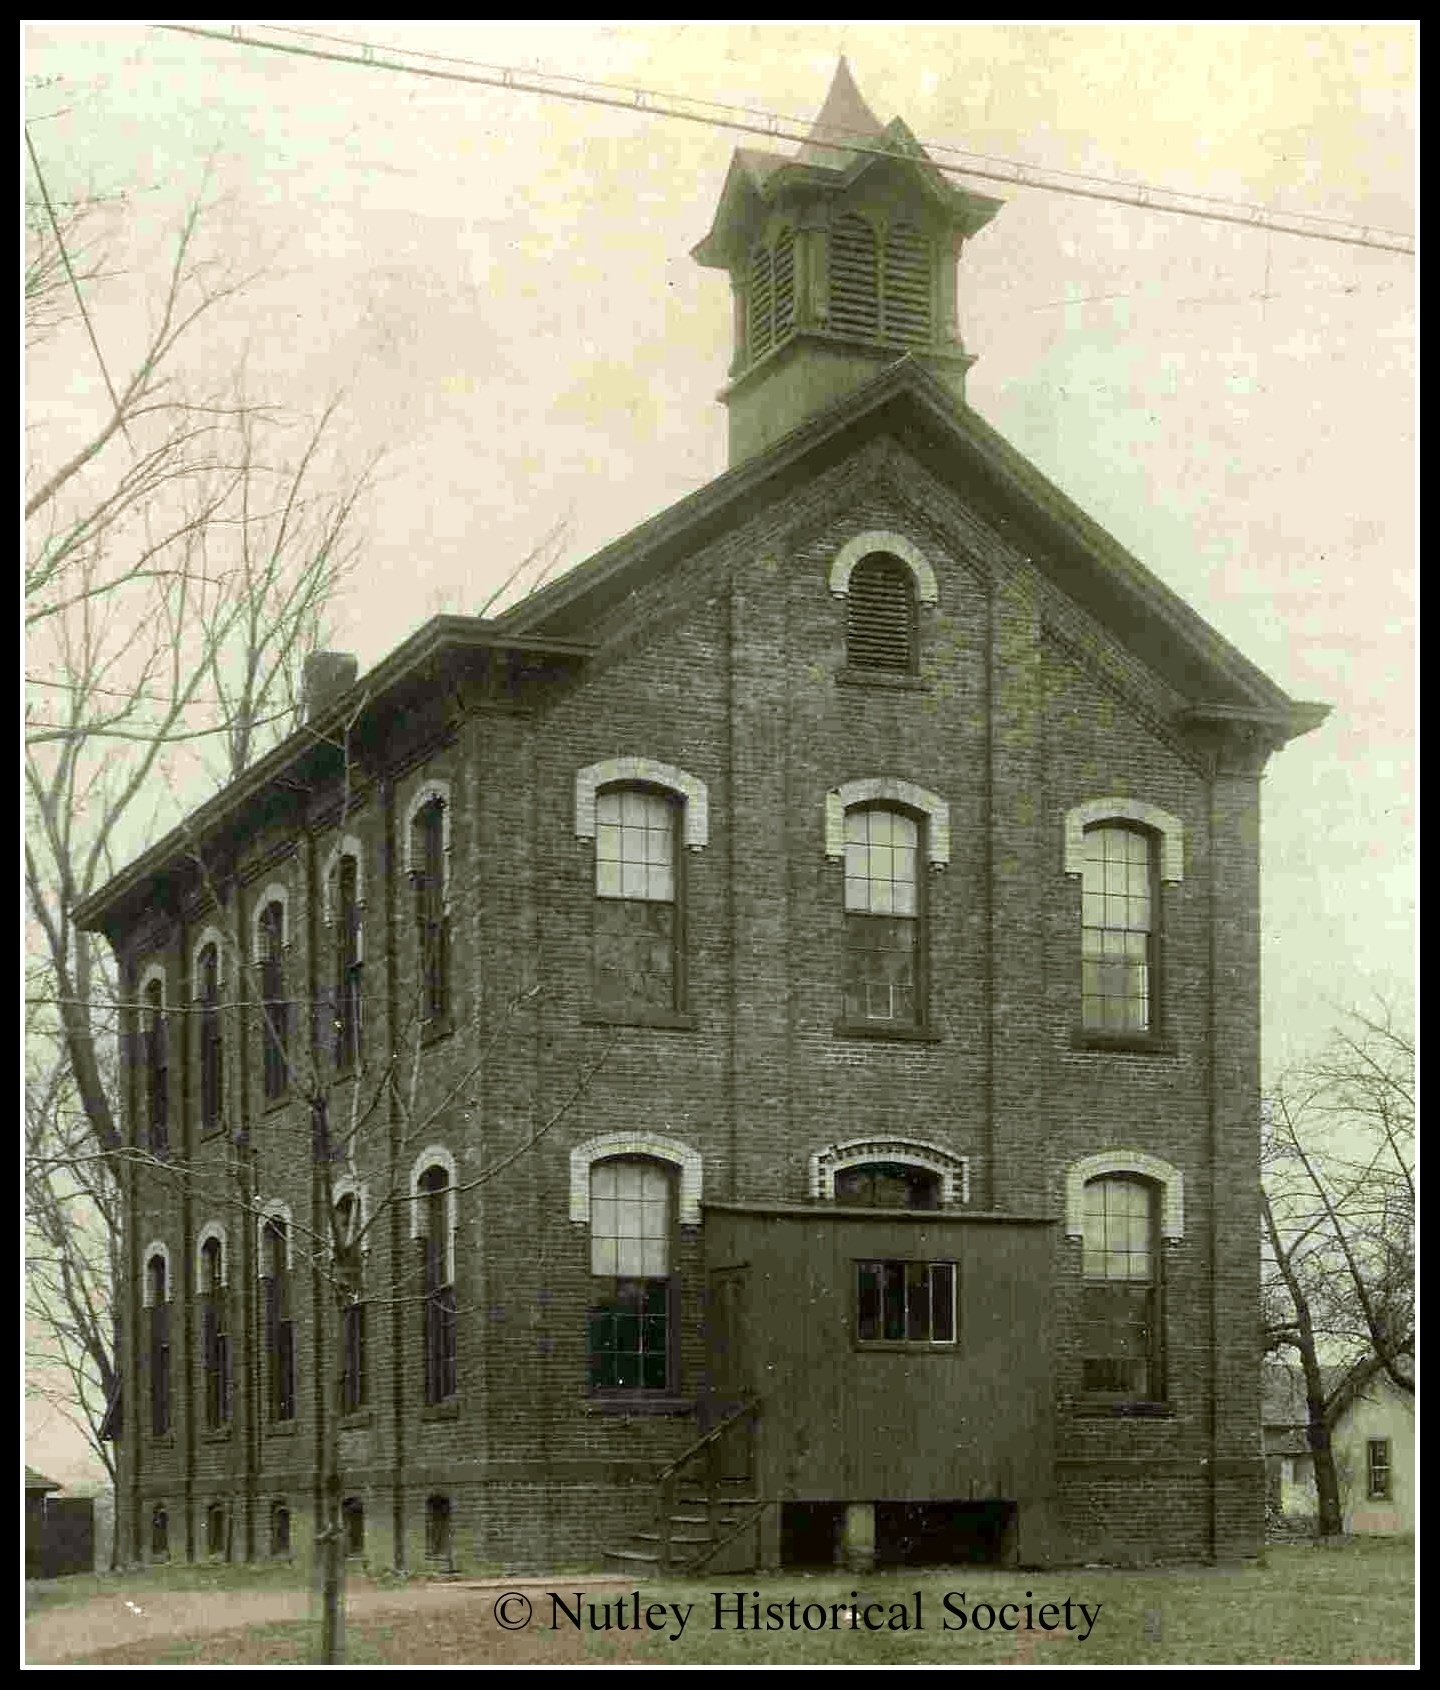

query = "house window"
[593,787,681,1015]
[143,978,168,1156]
[1081,825,1157,1035]
[343,1496,365,1557]
[258,900,288,1101]
[206,1502,227,1559]
[335,1193,366,1414]
[419,1165,457,1404]
[262,1217,296,1422]
[843,806,922,1027]
[198,942,223,1133]
[586,1158,675,1394]
[1081,1175,1162,1400]
[835,1161,941,1210]
[410,797,449,1025]
[199,1235,232,1428]
[845,555,916,673]
[270,1502,291,1557]
[151,1505,169,1561]
[332,855,363,1070]
[425,1494,452,1563]
[1367,1438,1392,1500]
[146,1252,171,1435]
[856,1261,957,1345]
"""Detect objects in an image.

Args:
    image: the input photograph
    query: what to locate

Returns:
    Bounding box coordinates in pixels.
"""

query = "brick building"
[77,63,1327,1574]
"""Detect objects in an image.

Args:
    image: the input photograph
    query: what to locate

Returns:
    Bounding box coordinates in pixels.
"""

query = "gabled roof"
[498,353,1327,740]
[26,1467,61,1493]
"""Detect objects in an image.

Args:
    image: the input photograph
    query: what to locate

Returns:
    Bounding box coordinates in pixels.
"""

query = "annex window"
[343,1496,365,1557]
[146,1251,171,1436]
[270,1502,291,1558]
[1081,1175,1162,1401]
[587,1158,675,1394]
[257,900,288,1101]
[335,1192,366,1414]
[331,855,363,1071]
[843,806,922,1027]
[593,787,681,1015]
[262,1216,296,1422]
[1367,1438,1392,1500]
[410,796,449,1025]
[835,1161,941,1210]
[845,555,916,673]
[198,942,223,1134]
[856,1260,957,1345]
[199,1234,232,1429]
[143,977,169,1156]
[151,1506,169,1561]
[1081,825,1157,1035]
[419,1164,457,1405]
[425,1495,452,1563]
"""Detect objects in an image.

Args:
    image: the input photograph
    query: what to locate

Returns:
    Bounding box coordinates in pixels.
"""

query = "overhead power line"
[158,23,1413,257]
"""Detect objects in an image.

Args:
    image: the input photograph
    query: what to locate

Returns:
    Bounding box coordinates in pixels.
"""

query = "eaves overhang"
[71,618,594,939]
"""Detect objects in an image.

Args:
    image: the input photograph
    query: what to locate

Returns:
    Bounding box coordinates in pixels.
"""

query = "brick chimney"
[302,651,358,721]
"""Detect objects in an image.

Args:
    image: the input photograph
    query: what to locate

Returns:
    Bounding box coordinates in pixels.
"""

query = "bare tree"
[1261,1002,1415,1537]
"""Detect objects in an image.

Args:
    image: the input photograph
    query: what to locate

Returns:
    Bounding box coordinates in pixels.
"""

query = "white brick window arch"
[332,1173,371,1257]
[321,836,366,929]
[194,1221,230,1292]
[1065,1150,1184,1241]
[138,962,167,1008]
[824,776,951,866]
[829,529,939,606]
[191,926,229,986]
[408,1146,458,1285]
[569,1132,703,1229]
[810,1137,970,1205]
[141,1241,174,1303]
[1063,798,1184,884]
[250,884,291,961]
[574,758,709,851]
[255,1199,295,1274]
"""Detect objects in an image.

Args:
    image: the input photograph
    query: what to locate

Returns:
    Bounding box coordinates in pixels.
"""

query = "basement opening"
[874,1499,1017,1567]
[779,1501,844,1568]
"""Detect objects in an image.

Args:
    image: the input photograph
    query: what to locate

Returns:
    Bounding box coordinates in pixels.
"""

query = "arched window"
[1080,825,1157,1035]
[593,786,682,1015]
[256,901,288,1101]
[262,1216,296,1422]
[842,805,923,1029]
[419,1164,457,1404]
[145,1250,171,1436]
[199,1233,232,1428]
[331,855,363,1070]
[835,1160,941,1210]
[410,797,449,1024]
[845,554,917,672]
[335,1191,366,1414]
[198,942,223,1134]
[1081,1174,1163,1401]
[586,1158,675,1395]
[143,977,168,1156]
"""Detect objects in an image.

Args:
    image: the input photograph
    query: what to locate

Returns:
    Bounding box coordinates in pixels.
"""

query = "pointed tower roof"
[796,56,886,168]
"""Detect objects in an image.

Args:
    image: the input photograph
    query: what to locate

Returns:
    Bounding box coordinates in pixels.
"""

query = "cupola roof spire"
[796,56,886,168]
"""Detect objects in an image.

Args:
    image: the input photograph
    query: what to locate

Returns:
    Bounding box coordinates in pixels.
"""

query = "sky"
[24,22,1415,1485]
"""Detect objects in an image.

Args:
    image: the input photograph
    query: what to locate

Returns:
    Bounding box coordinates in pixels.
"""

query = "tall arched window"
[146,1251,171,1436]
[199,1234,232,1428]
[332,855,363,1070]
[410,798,449,1024]
[262,1216,296,1421]
[419,1165,456,1404]
[586,1158,675,1395]
[845,554,917,672]
[1080,825,1157,1034]
[258,901,288,1101]
[335,1192,366,1413]
[1081,1174,1162,1401]
[843,805,923,1029]
[593,787,681,1015]
[143,977,168,1156]
[198,942,223,1134]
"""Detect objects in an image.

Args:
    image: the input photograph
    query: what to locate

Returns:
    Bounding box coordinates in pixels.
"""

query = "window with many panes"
[147,1252,171,1435]
[199,1235,232,1428]
[845,554,917,673]
[262,1217,296,1421]
[856,1260,957,1345]
[843,806,922,1028]
[410,798,449,1024]
[258,900,288,1101]
[198,943,223,1134]
[586,1158,675,1394]
[143,977,169,1156]
[1081,825,1157,1035]
[593,787,682,1015]
[419,1165,456,1405]
[1081,1175,1162,1400]
[1367,1438,1392,1500]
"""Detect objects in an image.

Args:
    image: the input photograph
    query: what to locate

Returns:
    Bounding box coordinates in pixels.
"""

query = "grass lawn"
[28,1537,1413,1666]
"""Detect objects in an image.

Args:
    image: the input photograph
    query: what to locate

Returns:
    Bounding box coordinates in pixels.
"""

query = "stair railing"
[654,1390,759,1573]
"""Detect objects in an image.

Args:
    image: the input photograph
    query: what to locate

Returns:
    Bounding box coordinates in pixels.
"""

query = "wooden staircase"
[603,1394,767,1575]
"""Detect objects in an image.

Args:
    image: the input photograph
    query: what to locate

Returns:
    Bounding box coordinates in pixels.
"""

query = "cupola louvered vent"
[773,227,796,342]
[748,244,774,361]
[829,214,880,339]
[846,555,916,672]
[883,222,932,346]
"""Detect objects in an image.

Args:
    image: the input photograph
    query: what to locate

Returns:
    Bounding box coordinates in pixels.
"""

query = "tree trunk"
[319,1357,346,1663]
